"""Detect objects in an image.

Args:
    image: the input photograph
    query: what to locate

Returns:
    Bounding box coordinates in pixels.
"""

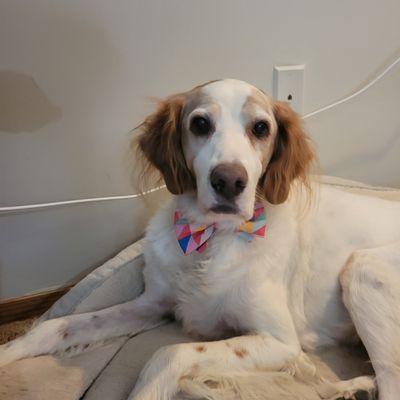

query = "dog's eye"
[190,116,211,136]
[252,121,269,138]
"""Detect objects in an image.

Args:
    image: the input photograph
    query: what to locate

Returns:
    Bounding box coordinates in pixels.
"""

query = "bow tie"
[174,203,266,255]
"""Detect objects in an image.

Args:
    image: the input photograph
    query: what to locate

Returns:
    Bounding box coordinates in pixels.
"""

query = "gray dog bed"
[1,176,399,400]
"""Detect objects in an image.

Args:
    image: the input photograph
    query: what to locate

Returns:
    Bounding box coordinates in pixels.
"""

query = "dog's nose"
[210,162,248,200]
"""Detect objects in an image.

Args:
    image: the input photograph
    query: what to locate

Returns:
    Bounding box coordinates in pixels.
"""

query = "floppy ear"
[261,101,314,204]
[136,94,195,194]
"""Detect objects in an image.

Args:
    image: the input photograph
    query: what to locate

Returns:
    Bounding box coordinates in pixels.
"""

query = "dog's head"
[136,79,314,220]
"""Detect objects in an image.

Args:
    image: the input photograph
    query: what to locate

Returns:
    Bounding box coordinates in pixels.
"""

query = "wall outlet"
[273,65,305,113]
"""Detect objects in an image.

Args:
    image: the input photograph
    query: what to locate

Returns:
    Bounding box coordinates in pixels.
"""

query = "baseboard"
[0,284,75,324]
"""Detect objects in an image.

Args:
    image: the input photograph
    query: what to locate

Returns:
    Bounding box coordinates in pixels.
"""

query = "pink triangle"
[175,225,185,237]
[253,208,263,219]
[254,226,266,237]
[178,225,191,240]
[186,237,199,254]
[192,231,203,244]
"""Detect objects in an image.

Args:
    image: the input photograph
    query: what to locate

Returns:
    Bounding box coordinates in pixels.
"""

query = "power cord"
[0,186,166,213]
[302,55,400,119]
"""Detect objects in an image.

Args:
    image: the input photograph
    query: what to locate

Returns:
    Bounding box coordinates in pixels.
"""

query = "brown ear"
[136,94,195,194]
[261,101,314,204]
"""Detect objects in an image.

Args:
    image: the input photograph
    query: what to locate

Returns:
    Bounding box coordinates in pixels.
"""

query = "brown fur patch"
[179,363,200,382]
[191,362,200,372]
[233,347,248,358]
[62,331,69,339]
[260,101,315,204]
[195,345,207,353]
[134,93,196,195]
[133,81,226,196]
[191,79,222,91]
[242,88,275,144]
[241,89,278,189]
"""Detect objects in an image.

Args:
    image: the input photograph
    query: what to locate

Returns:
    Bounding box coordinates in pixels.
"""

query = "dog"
[1,79,399,400]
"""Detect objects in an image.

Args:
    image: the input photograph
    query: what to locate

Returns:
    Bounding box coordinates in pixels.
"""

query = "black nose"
[210,162,248,200]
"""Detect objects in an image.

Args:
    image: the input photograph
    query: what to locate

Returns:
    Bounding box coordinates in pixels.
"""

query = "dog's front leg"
[0,291,173,367]
[129,334,304,400]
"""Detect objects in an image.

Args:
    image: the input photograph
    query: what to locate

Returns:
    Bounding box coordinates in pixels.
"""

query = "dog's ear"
[136,94,195,194]
[261,101,314,204]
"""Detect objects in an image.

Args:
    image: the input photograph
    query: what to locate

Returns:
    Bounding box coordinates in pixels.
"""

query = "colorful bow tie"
[174,203,266,255]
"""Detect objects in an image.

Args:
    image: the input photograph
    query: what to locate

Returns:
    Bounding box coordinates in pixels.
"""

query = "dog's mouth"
[210,204,239,214]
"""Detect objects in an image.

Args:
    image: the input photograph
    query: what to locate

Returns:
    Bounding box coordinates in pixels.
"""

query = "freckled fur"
[233,347,248,358]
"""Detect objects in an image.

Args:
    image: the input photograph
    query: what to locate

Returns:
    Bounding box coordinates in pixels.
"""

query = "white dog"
[1,79,399,400]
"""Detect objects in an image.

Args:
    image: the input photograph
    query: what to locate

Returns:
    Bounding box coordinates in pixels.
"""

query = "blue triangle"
[178,234,191,252]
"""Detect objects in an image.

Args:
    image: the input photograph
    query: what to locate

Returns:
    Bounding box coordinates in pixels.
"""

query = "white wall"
[1,0,399,299]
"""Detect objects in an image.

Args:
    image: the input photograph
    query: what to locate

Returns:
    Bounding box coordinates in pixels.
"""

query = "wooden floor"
[0,317,36,345]
[0,284,73,325]
[0,285,74,345]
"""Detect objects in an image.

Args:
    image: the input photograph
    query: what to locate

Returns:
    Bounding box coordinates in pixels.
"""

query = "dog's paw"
[319,375,376,400]
[0,318,70,367]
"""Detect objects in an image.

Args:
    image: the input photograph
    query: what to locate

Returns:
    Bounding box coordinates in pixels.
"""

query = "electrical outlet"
[273,65,305,113]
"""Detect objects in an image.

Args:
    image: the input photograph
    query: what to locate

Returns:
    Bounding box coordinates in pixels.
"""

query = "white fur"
[1,79,399,400]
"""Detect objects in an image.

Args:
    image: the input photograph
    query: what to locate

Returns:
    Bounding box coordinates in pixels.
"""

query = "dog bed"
[1,176,399,400]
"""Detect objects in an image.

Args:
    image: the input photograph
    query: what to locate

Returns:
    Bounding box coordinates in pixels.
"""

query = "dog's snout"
[210,163,248,200]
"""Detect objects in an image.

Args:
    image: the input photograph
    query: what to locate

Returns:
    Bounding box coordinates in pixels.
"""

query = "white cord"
[302,54,400,119]
[1,53,399,214]
[0,186,166,213]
